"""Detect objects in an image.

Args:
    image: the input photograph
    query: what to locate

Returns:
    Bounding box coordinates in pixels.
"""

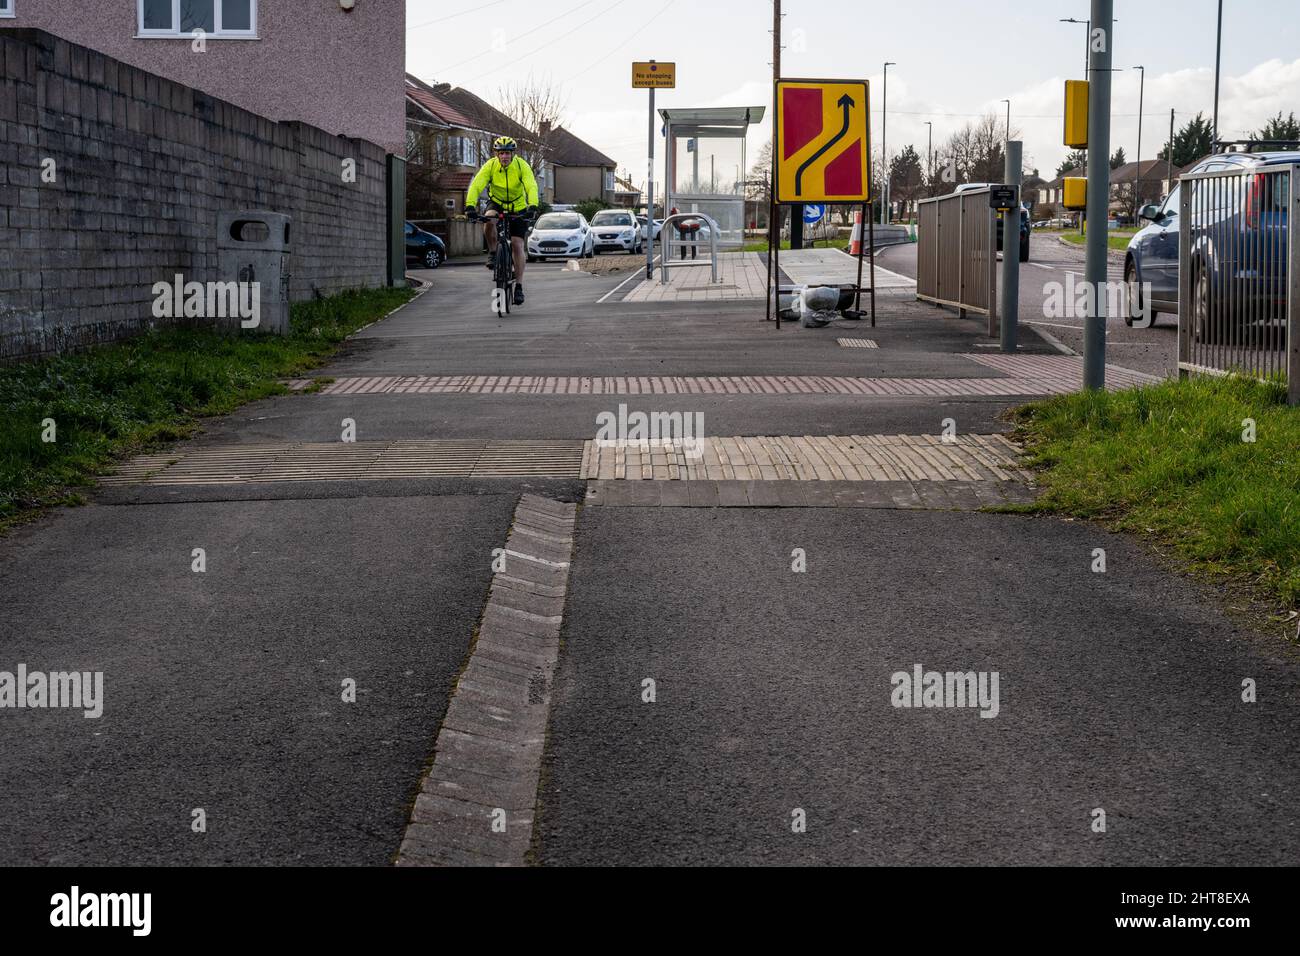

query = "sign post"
[633,61,676,281]
[995,146,1022,353]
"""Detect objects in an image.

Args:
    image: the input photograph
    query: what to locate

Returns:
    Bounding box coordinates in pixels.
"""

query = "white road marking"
[1024,320,1087,330]
[596,256,662,304]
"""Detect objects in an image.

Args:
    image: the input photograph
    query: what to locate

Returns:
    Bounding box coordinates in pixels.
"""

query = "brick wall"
[0,29,390,361]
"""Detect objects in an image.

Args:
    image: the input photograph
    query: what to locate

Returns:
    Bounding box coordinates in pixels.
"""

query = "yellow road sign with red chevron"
[775,79,871,204]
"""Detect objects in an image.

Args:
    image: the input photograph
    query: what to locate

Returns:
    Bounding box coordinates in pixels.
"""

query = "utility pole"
[1212,0,1224,147]
[1133,65,1144,221]
[1001,99,1011,151]
[765,0,781,324]
[1083,0,1113,392]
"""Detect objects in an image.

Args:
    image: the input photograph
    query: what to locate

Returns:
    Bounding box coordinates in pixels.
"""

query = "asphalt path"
[538,508,1300,865]
[875,237,1179,379]
[0,494,512,864]
[2,252,1293,867]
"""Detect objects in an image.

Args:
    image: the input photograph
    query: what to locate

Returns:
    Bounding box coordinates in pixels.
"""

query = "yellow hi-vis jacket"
[466,156,539,213]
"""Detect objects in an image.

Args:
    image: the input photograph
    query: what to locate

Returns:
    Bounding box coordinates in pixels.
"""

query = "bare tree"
[747,138,773,205]
[934,112,1020,190]
[496,77,568,172]
[405,116,451,220]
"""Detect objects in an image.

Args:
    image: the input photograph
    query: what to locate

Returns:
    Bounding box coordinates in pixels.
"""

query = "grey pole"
[1133,65,1144,221]
[1001,140,1023,352]
[1083,0,1113,391]
[646,83,655,280]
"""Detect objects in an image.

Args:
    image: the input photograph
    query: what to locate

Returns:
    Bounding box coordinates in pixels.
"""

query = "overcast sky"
[407,0,1300,184]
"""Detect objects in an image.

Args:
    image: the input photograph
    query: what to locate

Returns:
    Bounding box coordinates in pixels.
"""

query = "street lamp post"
[1133,65,1145,221]
[1212,0,1224,147]
[1001,99,1011,151]
[1061,17,1089,235]
[1060,16,1120,234]
[924,120,933,196]
[882,61,896,224]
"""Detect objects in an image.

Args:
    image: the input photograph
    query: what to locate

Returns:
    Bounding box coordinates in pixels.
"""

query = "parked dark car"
[1124,149,1296,333]
[405,221,446,269]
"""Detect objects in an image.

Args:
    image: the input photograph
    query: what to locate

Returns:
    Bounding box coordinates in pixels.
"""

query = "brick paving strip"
[105,435,1035,487]
[396,495,577,867]
[584,435,1034,483]
[307,355,1160,397]
[585,479,1035,510]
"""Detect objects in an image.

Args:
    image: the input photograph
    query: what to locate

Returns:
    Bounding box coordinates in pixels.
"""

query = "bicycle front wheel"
[495,243,513,316]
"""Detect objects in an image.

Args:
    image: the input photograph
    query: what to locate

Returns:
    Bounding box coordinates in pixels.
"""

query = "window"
[0,0,13,18]
[139,0,257,38]
[1160,184,1180,217]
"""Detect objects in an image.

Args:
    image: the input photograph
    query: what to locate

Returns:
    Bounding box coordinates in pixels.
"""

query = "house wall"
[0,0,405,153]
[0,29,389,360]
[554,165,609,205]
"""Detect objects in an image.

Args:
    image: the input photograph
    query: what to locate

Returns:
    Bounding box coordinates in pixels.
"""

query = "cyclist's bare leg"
[512,236,526,283]
[483,220,498,256]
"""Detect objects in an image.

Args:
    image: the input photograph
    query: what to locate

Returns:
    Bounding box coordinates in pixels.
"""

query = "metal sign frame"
[766,77,875,330]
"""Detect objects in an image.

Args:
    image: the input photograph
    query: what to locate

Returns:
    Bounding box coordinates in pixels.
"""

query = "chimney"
[433,83,451,95]
[539,121,551,137]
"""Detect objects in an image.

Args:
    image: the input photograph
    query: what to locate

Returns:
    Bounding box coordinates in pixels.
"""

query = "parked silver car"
[590,210,643,255]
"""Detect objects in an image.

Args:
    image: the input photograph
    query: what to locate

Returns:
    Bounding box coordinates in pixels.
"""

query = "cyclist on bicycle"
[465,136,539,305]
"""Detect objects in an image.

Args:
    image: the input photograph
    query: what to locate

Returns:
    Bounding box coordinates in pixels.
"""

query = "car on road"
[590,209,644,255]
[1124,148,1296,332]
[954,183,1030,261]
[526,211,594,262]
[638,216,665,241]
[404,221,446,269]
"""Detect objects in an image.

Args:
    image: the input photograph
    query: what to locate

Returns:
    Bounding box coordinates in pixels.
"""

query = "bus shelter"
[659,105,765,251]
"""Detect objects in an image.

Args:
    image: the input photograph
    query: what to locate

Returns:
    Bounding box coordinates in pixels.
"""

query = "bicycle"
[468,207,531,317]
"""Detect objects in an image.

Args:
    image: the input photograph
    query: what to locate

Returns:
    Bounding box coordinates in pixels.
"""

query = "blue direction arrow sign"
[803,204,826,224]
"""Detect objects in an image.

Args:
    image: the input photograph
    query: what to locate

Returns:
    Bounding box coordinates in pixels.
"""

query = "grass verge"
[0,285,415,531]
[1011,375,1300,613]
[740,238,854,253]
[1059,230,1136,251]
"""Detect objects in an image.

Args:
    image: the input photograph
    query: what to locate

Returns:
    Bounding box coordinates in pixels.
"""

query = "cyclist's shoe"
[485,257,494,269]
[513,284,525,306]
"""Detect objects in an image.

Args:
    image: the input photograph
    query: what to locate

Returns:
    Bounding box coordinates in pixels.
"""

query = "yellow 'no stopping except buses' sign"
[633,62,676,88]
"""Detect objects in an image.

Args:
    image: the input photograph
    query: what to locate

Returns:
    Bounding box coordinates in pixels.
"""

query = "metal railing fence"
[1177,164,1299,404]
[916,188,999,336]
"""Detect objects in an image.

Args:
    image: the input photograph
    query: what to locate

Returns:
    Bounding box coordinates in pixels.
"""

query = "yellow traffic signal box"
[1064,80,1089,149]
[1063,177,1087,211]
